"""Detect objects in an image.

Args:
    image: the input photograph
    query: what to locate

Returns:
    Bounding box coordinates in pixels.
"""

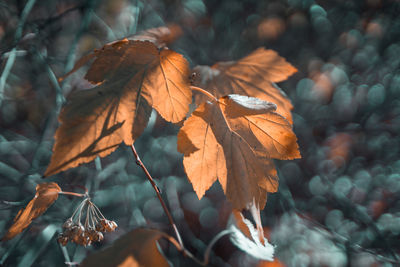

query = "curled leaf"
[2,182,61,241]
[193,48,297,123]
[229,210,274,261]
[178,94,300,209]
[80,228,172,267]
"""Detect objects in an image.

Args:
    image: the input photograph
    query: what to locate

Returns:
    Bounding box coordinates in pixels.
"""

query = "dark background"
[1,0,400,266]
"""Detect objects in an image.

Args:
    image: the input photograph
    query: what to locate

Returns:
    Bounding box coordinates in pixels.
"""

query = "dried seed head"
[75,232,91,246]
[62,218,74,229]
[88,229,104,242]
[71,223,85,236]
[100,219,108,227]
[110,220,118,231]
[61,197,116,246]
[95,222,105,232]
[85,228,97,242]
[57,234,69,246]
[72,232,81,244]
[95,231,104,242]
[104,221,114,232]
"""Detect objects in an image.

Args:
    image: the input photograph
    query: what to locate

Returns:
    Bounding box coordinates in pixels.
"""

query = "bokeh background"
[1,0,400,266]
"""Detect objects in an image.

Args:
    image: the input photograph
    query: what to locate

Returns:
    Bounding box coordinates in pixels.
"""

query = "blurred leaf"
[0,161,21,181]
[45,40,191,176]
[178,95,300,209]
[2,182,61,241]
[80,228,171,267]
[258,259,286,267]
[17,224,58,267]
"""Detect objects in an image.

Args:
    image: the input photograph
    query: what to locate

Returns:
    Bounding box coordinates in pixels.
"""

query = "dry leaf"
[59,25,183,82]
[2,182,61,241]
[193,48,297,123]
[128,24,183,49]
[178,94,300,209]
[229,210,274,261]
[45,40,191,176]
[80,228,171,267]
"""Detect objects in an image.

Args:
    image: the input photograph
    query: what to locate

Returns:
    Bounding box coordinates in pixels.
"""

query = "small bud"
[104,221,114,232]
[100,219,108,228]
[95,222,105,232]
[77,233,90,246]
[110,220,118,231]
[62,218,74,229]
[95,231,104,242]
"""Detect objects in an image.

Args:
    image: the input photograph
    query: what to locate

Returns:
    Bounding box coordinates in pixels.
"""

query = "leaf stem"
[190,86,218,102]
[130,144,184,249]
[203,229,232,265]
[58,191,86,198]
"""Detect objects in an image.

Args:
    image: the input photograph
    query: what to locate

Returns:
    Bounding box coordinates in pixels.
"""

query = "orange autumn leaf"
[84,40,191,123]
[193,48,297,123]
[128,24,183,49]
[45,40,191,176]
[2,182,61,241]
[177,94,300,209]
[59,25,183,82]
[80,228,171,267]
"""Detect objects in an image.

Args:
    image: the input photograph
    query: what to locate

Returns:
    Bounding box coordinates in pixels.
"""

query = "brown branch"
[130,144,184,249]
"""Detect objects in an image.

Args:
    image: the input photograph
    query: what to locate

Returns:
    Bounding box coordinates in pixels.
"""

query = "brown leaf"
[59,25,183,82]
[193,48,297,123]
[80,228,171,267]
[178,95,300,209]
[128,24,183,49]
[45,40,191,176]
[2,182,61,241]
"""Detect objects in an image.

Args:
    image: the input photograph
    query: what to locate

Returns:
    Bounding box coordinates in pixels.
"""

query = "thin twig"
[92,12,116,41]
[203,229,232,265]
[161,228,231,266]
[63,0,95,75]
[36,5,82,30]
[0,0,37,107]
[130,144,184,249]
[159,232,204,266]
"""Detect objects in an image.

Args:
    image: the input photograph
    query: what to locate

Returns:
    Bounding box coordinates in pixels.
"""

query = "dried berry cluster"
[57,198,117,247]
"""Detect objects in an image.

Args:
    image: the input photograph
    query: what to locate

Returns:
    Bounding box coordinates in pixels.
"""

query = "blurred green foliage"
[1,0,400,266]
